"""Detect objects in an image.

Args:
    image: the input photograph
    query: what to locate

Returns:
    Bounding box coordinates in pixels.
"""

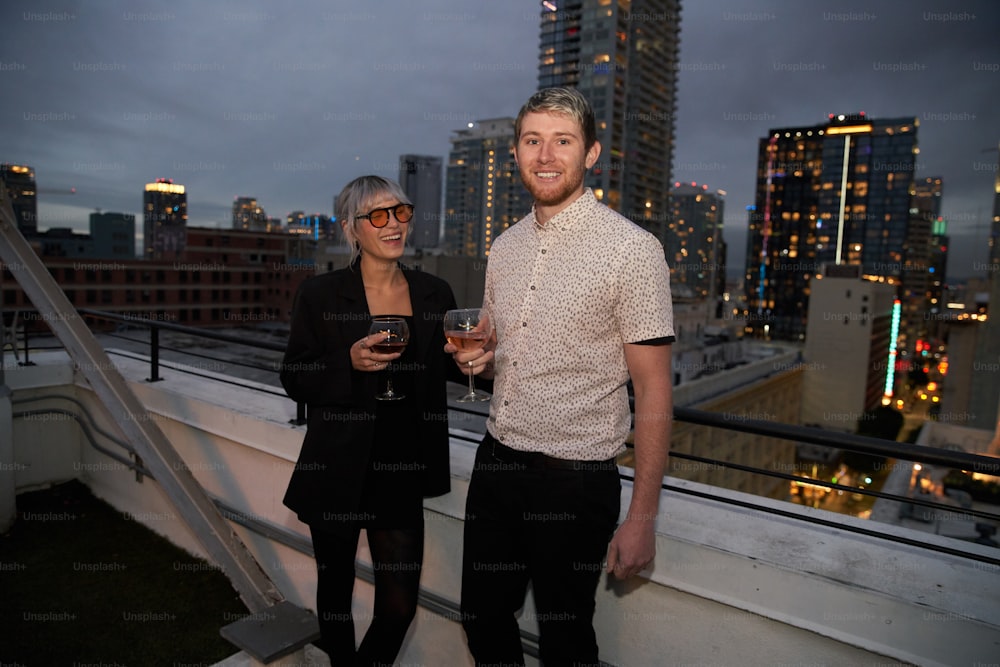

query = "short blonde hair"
[514,87,597,150]
[335,175,412,264]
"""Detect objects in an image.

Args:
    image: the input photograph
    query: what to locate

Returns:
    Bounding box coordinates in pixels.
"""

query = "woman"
[280,175,458,665]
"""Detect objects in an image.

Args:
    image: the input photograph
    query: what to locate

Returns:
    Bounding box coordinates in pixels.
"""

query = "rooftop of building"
[3,323,998,665]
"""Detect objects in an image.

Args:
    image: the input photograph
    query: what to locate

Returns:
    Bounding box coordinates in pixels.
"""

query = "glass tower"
[536,0,681,246]
[744,114,920,341]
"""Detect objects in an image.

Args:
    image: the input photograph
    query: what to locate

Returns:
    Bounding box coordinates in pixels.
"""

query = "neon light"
[826,124,873,135]
[757,135,778,317]
[883,299,901,398]
[834,135,850,265]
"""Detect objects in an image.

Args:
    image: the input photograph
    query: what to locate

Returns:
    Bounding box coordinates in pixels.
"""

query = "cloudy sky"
[1,0,998,278]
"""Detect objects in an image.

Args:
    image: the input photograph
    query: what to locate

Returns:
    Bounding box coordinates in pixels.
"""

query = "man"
[448,87,674,666]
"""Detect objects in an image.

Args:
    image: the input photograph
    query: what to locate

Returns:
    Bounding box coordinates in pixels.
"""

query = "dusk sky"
[2,0,998,278]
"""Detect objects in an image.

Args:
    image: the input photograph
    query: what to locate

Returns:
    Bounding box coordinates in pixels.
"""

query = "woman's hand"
[351,334,403,372]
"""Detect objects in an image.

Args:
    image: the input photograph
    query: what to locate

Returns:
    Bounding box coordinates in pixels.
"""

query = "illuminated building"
[745,114,920,341]
[904,177,948,349]
[286,211,335,241]
[667,182,726,303]
[0,164,38,236]
[232,196,267,232]
[443,118,529,258]
[536,0,681,245]
[143,178,187,259]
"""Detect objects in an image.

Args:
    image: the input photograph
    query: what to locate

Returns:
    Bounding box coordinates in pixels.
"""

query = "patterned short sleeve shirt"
[484,189,675,460]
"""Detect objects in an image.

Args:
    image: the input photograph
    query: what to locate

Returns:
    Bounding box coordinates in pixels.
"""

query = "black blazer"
[280,262,459,528]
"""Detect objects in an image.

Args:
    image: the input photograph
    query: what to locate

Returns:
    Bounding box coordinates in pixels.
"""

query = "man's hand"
[605,517,655,579]
[444,330,496,378]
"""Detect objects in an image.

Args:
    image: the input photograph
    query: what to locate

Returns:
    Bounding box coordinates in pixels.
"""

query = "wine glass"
[444,308,493,403]
[368,316,409,401]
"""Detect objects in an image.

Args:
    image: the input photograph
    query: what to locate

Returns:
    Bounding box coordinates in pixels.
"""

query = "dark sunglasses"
[355,203,414,228]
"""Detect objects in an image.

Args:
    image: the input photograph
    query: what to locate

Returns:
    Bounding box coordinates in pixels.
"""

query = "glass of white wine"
[368,316,409,401]
[444,308,493,403]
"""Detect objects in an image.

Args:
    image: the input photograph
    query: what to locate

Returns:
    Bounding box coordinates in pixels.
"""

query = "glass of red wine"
[368,316,409,401]
[444,308,493,402]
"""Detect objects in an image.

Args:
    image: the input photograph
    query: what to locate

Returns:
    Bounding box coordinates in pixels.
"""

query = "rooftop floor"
[2,479,248,665]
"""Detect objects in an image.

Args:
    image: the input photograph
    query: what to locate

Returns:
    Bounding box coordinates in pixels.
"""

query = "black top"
[280,263,461,533]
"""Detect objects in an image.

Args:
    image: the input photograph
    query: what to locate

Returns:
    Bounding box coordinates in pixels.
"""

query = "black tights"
[310,525,424,667]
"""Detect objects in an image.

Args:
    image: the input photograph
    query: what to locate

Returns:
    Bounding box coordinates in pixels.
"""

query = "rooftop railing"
[6,307,1000,569]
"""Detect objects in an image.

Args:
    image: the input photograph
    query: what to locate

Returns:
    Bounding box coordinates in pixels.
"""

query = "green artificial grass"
[0,479,249,666]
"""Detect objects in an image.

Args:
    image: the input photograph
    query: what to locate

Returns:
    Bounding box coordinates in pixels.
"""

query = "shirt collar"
[532,188,596,233]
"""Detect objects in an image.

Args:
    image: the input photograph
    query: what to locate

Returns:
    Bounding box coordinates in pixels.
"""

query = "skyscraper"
[443,118,529,258]
[536,0,681,245]
[667,182,726,302]
[143,178,187,259]
[232,196,266,232]
[90,211,136,258]
[904,177,947,349]
[399,155,443,250]
[0,164,38,236]
[745,113,919,341]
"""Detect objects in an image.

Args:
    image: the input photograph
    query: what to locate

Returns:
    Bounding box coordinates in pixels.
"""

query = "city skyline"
[2,0,998,278]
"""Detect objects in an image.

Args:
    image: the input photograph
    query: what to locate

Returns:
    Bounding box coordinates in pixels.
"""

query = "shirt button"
[522,322,527,327]
[504,400,509,406]
[530,285,536,290]
[541,249,547,254]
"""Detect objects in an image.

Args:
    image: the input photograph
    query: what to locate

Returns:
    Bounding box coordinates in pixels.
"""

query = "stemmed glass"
[368,316,409,401]
[444,308,493,403]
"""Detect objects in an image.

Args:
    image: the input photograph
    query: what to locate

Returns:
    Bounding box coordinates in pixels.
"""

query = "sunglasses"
[355,203,414,228]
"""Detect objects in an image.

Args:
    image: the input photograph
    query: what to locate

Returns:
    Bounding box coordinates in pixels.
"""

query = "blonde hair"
[514,87,597,149]
[335,175,412,264]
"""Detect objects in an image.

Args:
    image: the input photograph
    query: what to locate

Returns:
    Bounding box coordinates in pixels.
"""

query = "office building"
[3,227,314,327]
[443,118,529,258]
[399,155,443,250]
[536,0,681,245]
[902,178,948,349]
[744,113,919,341]
[232,196,267,232]
[143,178,187,259]
[90,211,136,258]
[286,211,335,241]
[0,164,38,236]
[800,270,897,432]
[667,182,726,302]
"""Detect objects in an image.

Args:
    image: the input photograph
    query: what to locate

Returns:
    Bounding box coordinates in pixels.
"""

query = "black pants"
[310,524,424,667]
[461,436,621,667]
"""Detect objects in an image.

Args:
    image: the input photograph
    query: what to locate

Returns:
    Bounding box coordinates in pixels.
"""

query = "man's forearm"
[627,393,672,523]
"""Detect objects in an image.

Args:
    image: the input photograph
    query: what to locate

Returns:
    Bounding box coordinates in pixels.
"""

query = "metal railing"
[6,307,1000,566]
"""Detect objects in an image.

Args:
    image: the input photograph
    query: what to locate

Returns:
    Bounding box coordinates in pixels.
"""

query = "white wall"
[7,352,999,666]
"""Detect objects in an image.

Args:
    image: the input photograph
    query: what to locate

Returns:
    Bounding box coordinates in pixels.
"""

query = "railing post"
[147,325,161,382]
[290,401,306,426]
[20,318,34,366]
